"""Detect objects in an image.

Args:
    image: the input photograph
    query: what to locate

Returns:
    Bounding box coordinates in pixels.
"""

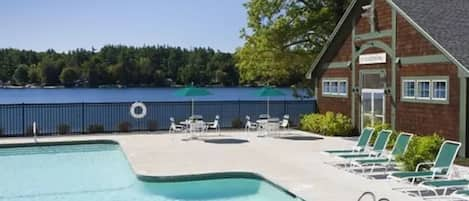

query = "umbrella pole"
[267,96,270,117]
[192,98,194,117]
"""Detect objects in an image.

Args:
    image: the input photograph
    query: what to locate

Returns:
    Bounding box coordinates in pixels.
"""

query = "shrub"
[396,133,444,171]
[118,121,132,132]
[232,118,242,128]
[87,124,104,133]
[300,112,353,136]
[148,120,158,131]
[299,113,322,133]
[57,123,71,135]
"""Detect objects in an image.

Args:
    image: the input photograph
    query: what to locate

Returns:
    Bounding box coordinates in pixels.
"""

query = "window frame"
[432,80,448,101]
[416,80,431,100]
[402,80,416,99]
[400,76,449,104]
[322,78,348,98]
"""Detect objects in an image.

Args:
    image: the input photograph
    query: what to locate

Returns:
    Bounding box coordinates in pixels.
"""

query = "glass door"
[361,89,385,129]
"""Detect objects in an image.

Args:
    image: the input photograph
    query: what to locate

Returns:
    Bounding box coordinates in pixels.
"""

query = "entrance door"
[361,89,385,129]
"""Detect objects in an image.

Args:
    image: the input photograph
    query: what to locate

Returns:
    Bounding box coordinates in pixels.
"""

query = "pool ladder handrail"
[357,192,390,201]
[33,121,38,143]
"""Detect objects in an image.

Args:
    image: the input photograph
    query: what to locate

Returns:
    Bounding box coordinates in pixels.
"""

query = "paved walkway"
[0,130,423,201]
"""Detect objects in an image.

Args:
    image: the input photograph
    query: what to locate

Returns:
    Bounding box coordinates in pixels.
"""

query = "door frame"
[361,88,386,129]
[359,69,387,129]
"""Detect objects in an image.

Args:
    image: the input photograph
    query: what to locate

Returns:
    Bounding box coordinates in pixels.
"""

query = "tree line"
[0,45,239,87]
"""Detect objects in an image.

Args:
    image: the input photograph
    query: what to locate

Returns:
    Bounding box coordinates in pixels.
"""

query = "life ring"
[130,102,147,119]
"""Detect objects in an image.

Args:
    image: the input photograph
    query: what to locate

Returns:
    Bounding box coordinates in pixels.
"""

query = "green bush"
[57,123,71,135]
[232,118,242,128]
[299,113,322,133]
[148,120,158,131]
[118,121,132,132]
[396,133,444,171]
[87,124,104,133]
[300,112,353,136]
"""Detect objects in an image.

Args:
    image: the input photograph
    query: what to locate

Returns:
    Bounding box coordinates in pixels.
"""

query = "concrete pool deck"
[0,130,423,201]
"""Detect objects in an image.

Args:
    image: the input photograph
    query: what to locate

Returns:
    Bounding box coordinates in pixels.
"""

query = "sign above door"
[359,53,387,65]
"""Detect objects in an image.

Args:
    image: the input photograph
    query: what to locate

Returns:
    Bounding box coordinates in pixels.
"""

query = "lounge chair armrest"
[352,146,363,152]
[431,166,449,174]
[416,162,435,172]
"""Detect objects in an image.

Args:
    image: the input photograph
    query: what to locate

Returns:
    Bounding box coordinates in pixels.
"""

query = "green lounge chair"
[387,140,461,184]
[350,132,413,174]
[323,127,375,155]
[451,189,469,200]
[416,179,469,197]
[337,129,392,160]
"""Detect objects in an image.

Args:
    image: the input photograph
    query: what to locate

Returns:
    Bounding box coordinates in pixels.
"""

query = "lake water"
[0,88,311,104]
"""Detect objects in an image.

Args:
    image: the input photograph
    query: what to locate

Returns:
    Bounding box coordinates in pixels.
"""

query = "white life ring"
[130,102,147,119]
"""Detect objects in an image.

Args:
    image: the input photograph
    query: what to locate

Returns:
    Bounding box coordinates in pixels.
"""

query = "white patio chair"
[206,115,220,135]
[169,117,185,134]
[280,114,289,132]
[245,115,258,133]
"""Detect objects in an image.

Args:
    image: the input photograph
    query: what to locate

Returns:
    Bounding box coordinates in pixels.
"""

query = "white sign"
[359,53,387,65]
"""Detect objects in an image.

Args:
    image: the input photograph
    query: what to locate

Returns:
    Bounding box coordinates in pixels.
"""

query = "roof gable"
[307,0,469,79]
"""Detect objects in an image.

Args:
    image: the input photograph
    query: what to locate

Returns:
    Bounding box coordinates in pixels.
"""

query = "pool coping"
[0,139,306,201]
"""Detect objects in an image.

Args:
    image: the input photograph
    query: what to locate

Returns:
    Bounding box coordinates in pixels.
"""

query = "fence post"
[283,100,287,115]
[22,103,25,136]
[238,99,241,119]
[81,102,85,134]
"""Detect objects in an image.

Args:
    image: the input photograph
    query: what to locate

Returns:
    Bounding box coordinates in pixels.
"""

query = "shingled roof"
[307,0,469,78]
[392,0,469,71]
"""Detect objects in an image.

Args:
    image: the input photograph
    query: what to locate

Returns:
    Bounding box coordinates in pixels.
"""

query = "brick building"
[306,0,469,156]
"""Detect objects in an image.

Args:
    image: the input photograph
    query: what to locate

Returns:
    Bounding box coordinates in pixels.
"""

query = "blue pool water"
[0,143,302,201]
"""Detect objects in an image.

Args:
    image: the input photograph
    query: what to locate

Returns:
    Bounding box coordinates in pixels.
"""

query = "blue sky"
[0,0,247,53]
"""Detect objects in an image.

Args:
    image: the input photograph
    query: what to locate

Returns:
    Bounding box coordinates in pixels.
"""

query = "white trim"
[401,77,449,103]
[416,80,431,100]
[431,80,448,101]
[322,78,348,97]
[402,80,416,99]
[361,88,385,129]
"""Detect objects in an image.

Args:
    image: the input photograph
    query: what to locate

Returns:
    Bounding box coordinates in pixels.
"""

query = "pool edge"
[0,139,307,201]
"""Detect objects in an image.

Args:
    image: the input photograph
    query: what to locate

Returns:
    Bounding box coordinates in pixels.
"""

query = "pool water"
[0,143,302,201]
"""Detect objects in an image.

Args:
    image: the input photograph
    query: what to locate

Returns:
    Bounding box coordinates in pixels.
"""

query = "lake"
[0,88,312,104]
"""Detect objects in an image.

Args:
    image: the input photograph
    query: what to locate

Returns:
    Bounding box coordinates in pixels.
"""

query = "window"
[402,80,415,98]
[433,80,447,100]
[322,79,347,97]
[338,81,347,95]
[401,77,448,103]
[417,80,430,99]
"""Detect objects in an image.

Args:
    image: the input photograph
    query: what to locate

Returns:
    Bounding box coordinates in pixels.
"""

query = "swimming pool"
[0,141,303,201]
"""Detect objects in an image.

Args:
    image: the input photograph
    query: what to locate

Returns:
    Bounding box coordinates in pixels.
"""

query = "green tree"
[59,67,80,87]
[236,0,350,86]
[12,64,29,85]
[28,65,41,85]
[39,59,61,85]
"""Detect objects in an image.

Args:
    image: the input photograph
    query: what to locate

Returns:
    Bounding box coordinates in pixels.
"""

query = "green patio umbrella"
[174,86,212,116]
[255,86,286,117]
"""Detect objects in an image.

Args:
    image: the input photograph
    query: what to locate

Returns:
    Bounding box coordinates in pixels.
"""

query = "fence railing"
[0,100,316,136]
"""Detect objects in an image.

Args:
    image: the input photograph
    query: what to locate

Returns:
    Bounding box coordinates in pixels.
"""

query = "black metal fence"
[0,100,316,136]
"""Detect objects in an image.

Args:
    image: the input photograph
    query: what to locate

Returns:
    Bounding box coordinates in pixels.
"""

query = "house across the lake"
[307,0,469,156]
